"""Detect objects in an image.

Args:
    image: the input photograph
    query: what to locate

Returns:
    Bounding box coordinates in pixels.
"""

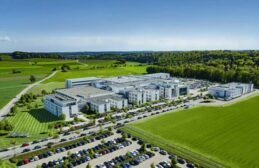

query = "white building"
[159,83,189,99]
[44,94,78,119]
[44,86,128,116]
[144,87,160,102]
[88,94,128,113]
[208,82,254,99]
[44,73,191,117]
[128,89,147,105]
[66,77,101,88]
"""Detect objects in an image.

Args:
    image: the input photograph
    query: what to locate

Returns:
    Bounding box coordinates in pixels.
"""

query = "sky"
[1,0,259,52]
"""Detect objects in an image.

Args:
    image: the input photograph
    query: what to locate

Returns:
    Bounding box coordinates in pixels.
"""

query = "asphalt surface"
[0,98,202,159]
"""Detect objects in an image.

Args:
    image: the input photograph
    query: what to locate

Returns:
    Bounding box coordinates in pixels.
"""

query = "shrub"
[9,157,18,163]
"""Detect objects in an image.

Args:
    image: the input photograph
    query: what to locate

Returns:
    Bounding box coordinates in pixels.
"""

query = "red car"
[21,143,29,147]
[23,159,29,164]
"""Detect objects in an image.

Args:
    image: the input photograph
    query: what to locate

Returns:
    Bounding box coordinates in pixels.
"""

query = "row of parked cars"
[96,149,155,168]
[118,130,197,168]
[16,132,113,167]
[40,138,131,168]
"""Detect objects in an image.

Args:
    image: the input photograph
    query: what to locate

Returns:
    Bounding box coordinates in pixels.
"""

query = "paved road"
[0,71,58,120]
[0,99,203,159]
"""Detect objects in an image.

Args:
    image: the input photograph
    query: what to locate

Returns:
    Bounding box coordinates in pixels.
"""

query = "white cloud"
[0,36,11,42]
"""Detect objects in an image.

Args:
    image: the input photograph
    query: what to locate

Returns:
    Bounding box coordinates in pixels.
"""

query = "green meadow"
[0,57,148,148]
[123,94,259,168]
[0,58,78,109]
[0,58,147,109]
[0,98,59,148]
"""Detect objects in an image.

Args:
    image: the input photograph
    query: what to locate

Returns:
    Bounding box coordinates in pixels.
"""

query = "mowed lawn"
[124,95,259,168]
[0,99,59,148]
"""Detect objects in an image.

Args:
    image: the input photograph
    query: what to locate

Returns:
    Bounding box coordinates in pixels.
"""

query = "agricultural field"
[42,61,148,83]
[0,57,79,109]
[0,57,148,109]
[0,98,59,148]
[0,58,148,148]
[123,94,259,168]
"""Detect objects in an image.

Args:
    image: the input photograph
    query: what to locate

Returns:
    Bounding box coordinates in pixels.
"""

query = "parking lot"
[18,129,192,168]
[20,132,119,168]
[1,96,204,168]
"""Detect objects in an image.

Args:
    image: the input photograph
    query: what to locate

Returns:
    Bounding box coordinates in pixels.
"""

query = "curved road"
[0,71,58,121]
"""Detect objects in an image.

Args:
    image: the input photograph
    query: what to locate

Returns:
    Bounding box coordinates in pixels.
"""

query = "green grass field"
[0,98,59,148]
[0,58,148,109]
[0,58,148,148]
[0,58,79,109]
[0,160,16,168]
[42,61,148,83]
[123,94,259,168]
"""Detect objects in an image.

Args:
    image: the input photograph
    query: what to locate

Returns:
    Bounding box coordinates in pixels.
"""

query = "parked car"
[60,138,67,142]
[159,150,167,155]
[34,146,41,150]
[21,143,29,147]
[22,148,31,153]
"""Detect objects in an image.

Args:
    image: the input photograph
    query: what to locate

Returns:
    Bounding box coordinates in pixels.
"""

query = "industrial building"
[208,82,254,100]
[44,73,189,118]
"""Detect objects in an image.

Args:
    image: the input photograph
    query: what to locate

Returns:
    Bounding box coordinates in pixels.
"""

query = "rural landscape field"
[1,1,259,168]
[0,56,148,148]
[123,94,259,168]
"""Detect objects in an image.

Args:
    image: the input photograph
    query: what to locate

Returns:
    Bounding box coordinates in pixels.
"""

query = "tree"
[41,89,47,95]
[140,143,146,152]
[29,75,36,83]
[99,125,103,133]
[67,151,72,157]
[86,163,91,168]
[27,104,32,110]
[122,133,128,140]
[171,157,178,168]
[150,163,155,168]
[108,126,113,132]
[59,113,66,120]
[10,140,17,157]
[101,139,106,144]
[34,104,39,109]
[10,106,18,116]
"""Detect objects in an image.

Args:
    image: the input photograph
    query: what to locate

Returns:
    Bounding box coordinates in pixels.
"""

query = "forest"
[1,50,259,87]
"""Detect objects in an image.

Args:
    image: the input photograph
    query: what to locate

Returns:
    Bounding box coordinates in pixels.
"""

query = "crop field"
[123,94,259,168]
[0,99,59,148]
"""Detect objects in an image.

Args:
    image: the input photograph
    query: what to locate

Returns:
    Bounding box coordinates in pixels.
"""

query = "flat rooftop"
[67,77,100,82]
[56,86,114,99]
[46,94,76,104]
[88,94,126,105]
[104,75,144,84]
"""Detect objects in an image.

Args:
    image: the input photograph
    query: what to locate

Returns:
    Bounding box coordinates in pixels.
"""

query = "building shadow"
[28,108,59,123]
